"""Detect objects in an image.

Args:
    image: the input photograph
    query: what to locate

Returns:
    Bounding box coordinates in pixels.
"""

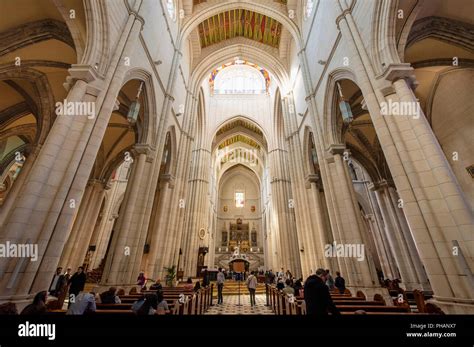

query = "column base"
[429,296,474,314]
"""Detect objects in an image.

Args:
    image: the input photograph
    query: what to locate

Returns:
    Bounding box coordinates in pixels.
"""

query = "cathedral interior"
[0,0,472,339]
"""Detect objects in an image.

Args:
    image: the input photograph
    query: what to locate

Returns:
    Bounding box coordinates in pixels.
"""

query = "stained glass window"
[235,191,245,208]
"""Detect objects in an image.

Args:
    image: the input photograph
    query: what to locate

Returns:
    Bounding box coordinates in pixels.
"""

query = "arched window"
[166,0,176,21]
[160,132,172,175]
[235,191,245,208]
[309,133,319,174]
[213,64,266,95]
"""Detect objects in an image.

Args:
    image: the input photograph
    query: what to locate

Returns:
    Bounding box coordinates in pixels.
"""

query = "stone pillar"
[0,76,92,301]
[363,180,399,281]
[182,147,211,278]
[60,179,106,270]
[387,186,430,290]
[364,214,393,281]
[333,0,472,311]
[145,173,175,279]
[0,0,148,301]
[0,144,41,227]
[101,146,151,285]
[69,180,107,271]
[329,145,378,288]
[371,180,421,290]
[382,71,473,309]
[268,148,300,275]
[307,176,331,270]
[89,166,128,270]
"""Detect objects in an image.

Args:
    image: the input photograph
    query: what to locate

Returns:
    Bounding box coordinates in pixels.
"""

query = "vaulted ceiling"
[197,9,283,49]
[216,119,263,137]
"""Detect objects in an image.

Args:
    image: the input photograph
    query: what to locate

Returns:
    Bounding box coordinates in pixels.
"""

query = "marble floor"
[205,294,274,315]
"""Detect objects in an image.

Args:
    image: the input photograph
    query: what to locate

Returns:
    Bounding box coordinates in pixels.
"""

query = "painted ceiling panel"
[197,10,282,49]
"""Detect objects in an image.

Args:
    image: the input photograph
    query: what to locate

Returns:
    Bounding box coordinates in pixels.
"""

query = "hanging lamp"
[337,82,353,125]
[127,82,144,124]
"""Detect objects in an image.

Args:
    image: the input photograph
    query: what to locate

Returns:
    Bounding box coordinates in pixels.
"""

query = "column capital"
[87,178,104,187]
[133,143,153,156]
[327,144,346,155]
[368,179,389,191]
[68,64,100,83]
[380,63,418,88]
[160,173,175,188]
[104,180,112,190]
[306,173,320,184]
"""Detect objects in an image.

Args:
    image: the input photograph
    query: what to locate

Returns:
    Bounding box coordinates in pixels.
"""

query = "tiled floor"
[206,294,274,315]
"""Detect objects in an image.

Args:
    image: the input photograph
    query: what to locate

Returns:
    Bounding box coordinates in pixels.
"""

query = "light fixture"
[127,82,144,124]
[336,82,353,125]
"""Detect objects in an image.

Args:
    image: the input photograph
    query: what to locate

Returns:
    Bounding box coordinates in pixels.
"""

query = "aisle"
[205,294,274,315]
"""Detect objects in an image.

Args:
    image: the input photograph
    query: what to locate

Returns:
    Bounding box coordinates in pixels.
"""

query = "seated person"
[21,291,47,315]
[66,291,97,315]
[293,279,303,297]
[156,291,170,315]
[100,287,121,304]
[276,278,285,291]
[282,279,295,296]
[136,294,158,315]
[193,281,201,292]
[150,278,163,291]
[184,277,194,290]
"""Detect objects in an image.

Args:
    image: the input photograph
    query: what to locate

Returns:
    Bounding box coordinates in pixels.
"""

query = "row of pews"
[266,285,435,315]
[50,284,214,315]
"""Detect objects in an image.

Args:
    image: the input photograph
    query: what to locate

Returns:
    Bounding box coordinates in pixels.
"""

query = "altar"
[228,243,249,273]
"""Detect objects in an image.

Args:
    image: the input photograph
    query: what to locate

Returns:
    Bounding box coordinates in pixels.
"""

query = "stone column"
[384,72,473,306]
[0,144,41,226]
[89,167,128,271]
[268,148,300,275]
[0,0,148,300]
[181,147,210,278]
[387,186,430,290]
[0,76,92,301]
[307,176,331,269]
[371,180,421,290]
[68,180,107,271]
[327,145,379,290]
[60,179,105,270]
[333,0,472,311]
[145,173,175,279]
[364,214,393,281]
[101,146,150,285]
[362,178,397,281]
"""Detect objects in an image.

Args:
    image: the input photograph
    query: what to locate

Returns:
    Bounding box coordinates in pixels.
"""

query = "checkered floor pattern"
[205,294,274,315]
